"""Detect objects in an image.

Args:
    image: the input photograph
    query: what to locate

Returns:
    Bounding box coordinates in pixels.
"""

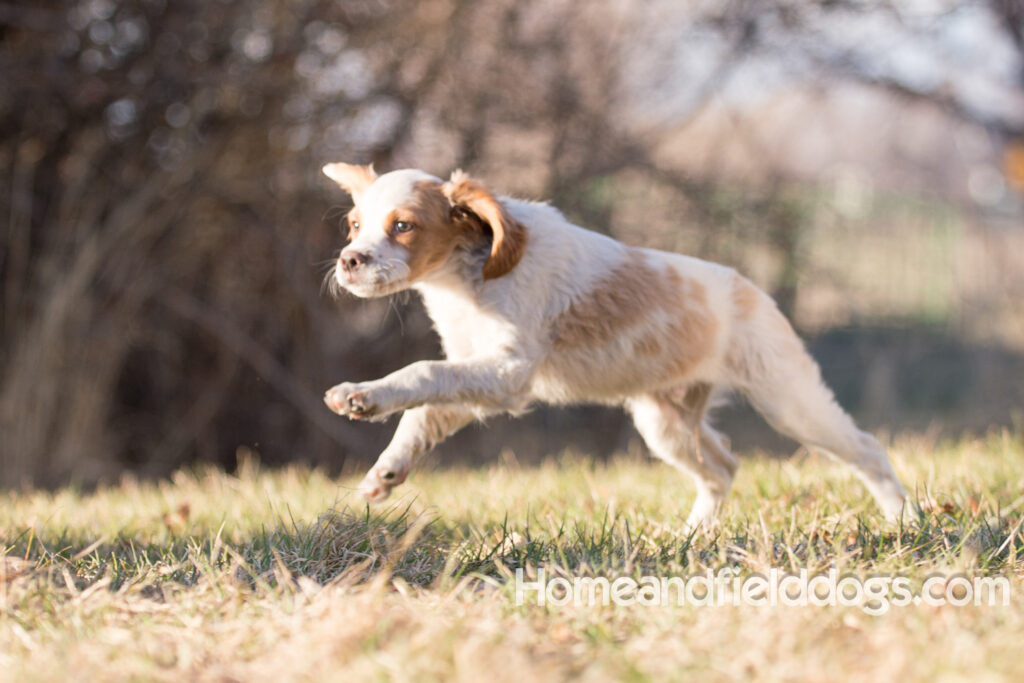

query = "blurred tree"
[1,0,1021,487]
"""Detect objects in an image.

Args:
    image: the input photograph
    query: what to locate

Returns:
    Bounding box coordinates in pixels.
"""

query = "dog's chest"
[418,286,513,359]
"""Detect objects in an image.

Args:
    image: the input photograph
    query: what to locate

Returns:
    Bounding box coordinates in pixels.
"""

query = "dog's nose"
[340,248,372,272]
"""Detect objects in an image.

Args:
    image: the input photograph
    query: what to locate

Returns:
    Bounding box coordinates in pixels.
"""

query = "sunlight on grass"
[1,431,1022,681]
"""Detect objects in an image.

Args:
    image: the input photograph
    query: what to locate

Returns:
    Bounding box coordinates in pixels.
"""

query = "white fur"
[323,168,908,528]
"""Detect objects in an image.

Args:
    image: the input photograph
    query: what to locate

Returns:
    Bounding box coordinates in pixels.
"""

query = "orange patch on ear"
[442,170,527,279]
[322,162,378,201]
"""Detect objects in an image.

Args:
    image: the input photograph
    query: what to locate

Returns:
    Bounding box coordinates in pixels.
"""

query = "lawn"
[1,432,1022,681]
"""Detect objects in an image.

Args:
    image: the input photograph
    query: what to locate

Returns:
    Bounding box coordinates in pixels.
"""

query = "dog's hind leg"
[628,388,739,529]
[728,310,907,520]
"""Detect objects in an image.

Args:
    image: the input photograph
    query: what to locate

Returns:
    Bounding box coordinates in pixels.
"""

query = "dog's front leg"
[356,405,477,502]
[324,357,533,421]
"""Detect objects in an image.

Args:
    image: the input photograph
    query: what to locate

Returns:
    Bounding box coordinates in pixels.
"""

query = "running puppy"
[321,163,907,527]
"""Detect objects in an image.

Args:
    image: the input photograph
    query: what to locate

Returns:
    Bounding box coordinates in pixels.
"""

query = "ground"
[1,432,1022,681]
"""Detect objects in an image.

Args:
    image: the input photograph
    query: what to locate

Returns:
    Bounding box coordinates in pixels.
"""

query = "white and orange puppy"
[322,163,907,527]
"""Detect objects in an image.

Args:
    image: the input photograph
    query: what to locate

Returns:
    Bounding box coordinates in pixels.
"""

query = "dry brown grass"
[2,432,1022,681]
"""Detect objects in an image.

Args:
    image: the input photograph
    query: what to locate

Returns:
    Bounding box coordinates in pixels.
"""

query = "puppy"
[322,163,907,527]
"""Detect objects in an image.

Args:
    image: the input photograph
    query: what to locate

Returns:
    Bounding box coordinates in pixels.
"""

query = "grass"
[1,432,1023,682]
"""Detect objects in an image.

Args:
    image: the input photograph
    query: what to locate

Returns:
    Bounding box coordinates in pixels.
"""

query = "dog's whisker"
[321,269,337,298]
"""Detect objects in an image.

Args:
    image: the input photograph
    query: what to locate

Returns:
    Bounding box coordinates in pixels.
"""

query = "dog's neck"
[413,238,490,298]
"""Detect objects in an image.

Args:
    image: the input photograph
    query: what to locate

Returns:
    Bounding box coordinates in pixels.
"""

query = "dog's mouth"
[335,264,410,298]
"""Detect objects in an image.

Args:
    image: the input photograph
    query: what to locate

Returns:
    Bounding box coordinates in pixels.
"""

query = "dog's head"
[322,163,527,298]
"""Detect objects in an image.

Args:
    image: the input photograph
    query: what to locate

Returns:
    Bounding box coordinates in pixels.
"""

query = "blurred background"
[2,0,1022,489]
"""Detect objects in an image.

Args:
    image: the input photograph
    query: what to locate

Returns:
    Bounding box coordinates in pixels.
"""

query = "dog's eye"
[350,221,360,231]
[394,221,414,234]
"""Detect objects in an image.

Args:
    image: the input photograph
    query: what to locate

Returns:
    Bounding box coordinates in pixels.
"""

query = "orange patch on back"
[551,251,657,349]
[551,252,718,376]
[731,275,761,320]
[634,331,664,357]
[664,277,717,376]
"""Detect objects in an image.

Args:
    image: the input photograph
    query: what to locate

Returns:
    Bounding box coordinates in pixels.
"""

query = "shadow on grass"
[3,497,1021,600]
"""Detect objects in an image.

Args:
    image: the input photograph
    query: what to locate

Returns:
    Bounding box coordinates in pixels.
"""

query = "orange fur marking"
[634,331,664,357]
[731,275,761,320]
[442,170,527,280]
[389,180,468,282]
[664,276,718,376]
[551,250,655,350]
[552,251,718,376]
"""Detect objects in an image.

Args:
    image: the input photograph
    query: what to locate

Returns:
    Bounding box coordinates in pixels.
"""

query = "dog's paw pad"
[345,392,375,419]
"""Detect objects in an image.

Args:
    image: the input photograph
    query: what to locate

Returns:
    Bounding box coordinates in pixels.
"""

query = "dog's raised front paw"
[324,383,379,420]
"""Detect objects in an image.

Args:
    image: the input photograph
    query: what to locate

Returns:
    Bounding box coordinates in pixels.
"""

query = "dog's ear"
[442,170,527,280]
[322,162,378,202]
